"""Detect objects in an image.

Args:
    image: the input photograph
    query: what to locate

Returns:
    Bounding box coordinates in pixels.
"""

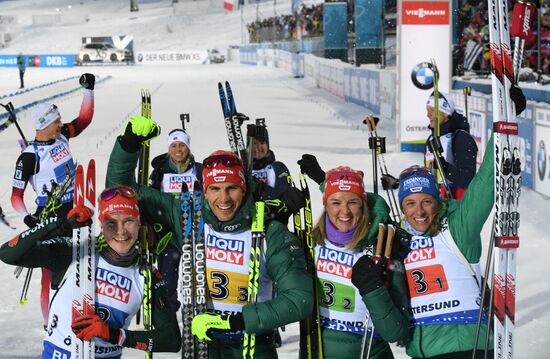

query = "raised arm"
[62,74,95,138]
[448,134,495,262]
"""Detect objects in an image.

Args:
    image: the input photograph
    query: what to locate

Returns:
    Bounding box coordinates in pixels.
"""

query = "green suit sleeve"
[106,139,182,249]
[362,266,411,344]
[366,192,391,243]
[448,135,495,262]
[0,218,71,271]
[242,221,313,333]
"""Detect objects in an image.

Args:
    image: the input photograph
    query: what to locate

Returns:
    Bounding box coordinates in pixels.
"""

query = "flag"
[224,0,235,11]
[463,39,483,70]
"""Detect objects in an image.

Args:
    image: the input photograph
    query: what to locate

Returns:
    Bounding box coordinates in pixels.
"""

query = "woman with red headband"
[0,185,181,358]
[296,160,410,358]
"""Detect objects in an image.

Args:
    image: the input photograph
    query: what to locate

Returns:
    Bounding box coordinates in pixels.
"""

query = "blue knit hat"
[398,166,441,208]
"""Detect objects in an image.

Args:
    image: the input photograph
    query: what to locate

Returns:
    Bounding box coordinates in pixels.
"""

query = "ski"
[487,0,521,357]
[192,181,208,359]
[218,82,238,154]
[179,180,207,359]
[298,174,323,359]
[138,89,154,359]
[219,81,248,169]
[71,159,96,359]
[179,182,194,358]
[217,81,265,358]
[243,202,265,359]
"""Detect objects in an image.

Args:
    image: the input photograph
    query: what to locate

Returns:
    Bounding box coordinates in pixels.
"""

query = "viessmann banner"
[399,0,451,152]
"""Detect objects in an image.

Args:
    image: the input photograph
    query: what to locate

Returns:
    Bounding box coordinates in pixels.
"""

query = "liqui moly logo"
[405,237,435,264]
[317,247,354,279]
[49,145,70,163]
[252,171,268,184]
[206,235,245,265]
[168,175,192,190]
[402,1,449,25]
[96,268,132,303]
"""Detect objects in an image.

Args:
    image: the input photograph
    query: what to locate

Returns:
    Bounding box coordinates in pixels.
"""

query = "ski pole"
[430,59,446,186]
[180,113,190,131]
[359,224,386,358]
[365,116,379,194]
[19,268,33,304]
[472,217,496,359]
[463,87,471,120]
[246,123,256,176]
[363,116,400,221]
[427,137,454,200]
[0,102,28,146]
[510,1,536,84]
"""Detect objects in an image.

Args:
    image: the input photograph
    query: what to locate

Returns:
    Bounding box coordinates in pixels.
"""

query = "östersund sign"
[398,0,451,152]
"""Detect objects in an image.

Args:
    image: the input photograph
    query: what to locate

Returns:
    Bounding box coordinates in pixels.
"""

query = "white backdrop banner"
[135,50,208,65]
[398,0,452,152]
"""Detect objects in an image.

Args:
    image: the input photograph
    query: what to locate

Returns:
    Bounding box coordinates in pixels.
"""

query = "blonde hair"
[427,202,442,237]
[312,197,372,250]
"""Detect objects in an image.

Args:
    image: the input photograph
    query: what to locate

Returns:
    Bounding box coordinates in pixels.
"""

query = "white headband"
[426,91,455,115]
[167,129,190,149]
[32,103,61,130]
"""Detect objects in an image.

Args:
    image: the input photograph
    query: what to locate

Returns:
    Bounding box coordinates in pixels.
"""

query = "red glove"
[61,205,93,230]
[72,314,120,343]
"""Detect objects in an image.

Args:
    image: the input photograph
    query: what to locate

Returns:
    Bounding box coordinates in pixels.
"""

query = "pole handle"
[384,225,395,259]
[375,223,386,257]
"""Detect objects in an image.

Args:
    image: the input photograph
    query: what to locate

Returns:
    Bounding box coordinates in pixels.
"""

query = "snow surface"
[0,1,549,358]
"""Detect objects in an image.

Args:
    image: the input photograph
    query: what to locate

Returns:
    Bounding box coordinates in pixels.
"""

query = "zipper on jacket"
[419,325,426,358]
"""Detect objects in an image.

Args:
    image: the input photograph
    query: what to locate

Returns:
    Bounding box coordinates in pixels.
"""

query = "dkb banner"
[323,2,348,61]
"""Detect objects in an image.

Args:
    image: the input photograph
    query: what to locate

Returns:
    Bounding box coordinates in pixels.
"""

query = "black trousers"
[19,70,25,88]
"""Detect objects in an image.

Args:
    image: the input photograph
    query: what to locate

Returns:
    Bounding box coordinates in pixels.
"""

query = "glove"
[392,227,412,261]
[351,255,386,296]
[280,186,306,213]
[119,116,161,153]
[246,124,257,138]
[191,312,245,341]
[432,156,449,174]
[59,205,93,231]
[265,199,288,220]
[79,73,95,90]
[381,174,399,190]
[297,154,325,185]
[24,214,39,229]
[510,84,526,116]
[72,314,121,344]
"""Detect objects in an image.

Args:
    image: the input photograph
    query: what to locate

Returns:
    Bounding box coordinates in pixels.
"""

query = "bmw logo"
[411,62,436,90]
[538,140,546,181]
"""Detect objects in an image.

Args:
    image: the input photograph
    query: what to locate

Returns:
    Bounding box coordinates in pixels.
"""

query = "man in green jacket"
[106,116,314,358]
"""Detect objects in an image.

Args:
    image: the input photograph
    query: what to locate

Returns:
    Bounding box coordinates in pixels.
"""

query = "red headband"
[202,150,247,192]
[323,166,366,205]
[98,195,140,223]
